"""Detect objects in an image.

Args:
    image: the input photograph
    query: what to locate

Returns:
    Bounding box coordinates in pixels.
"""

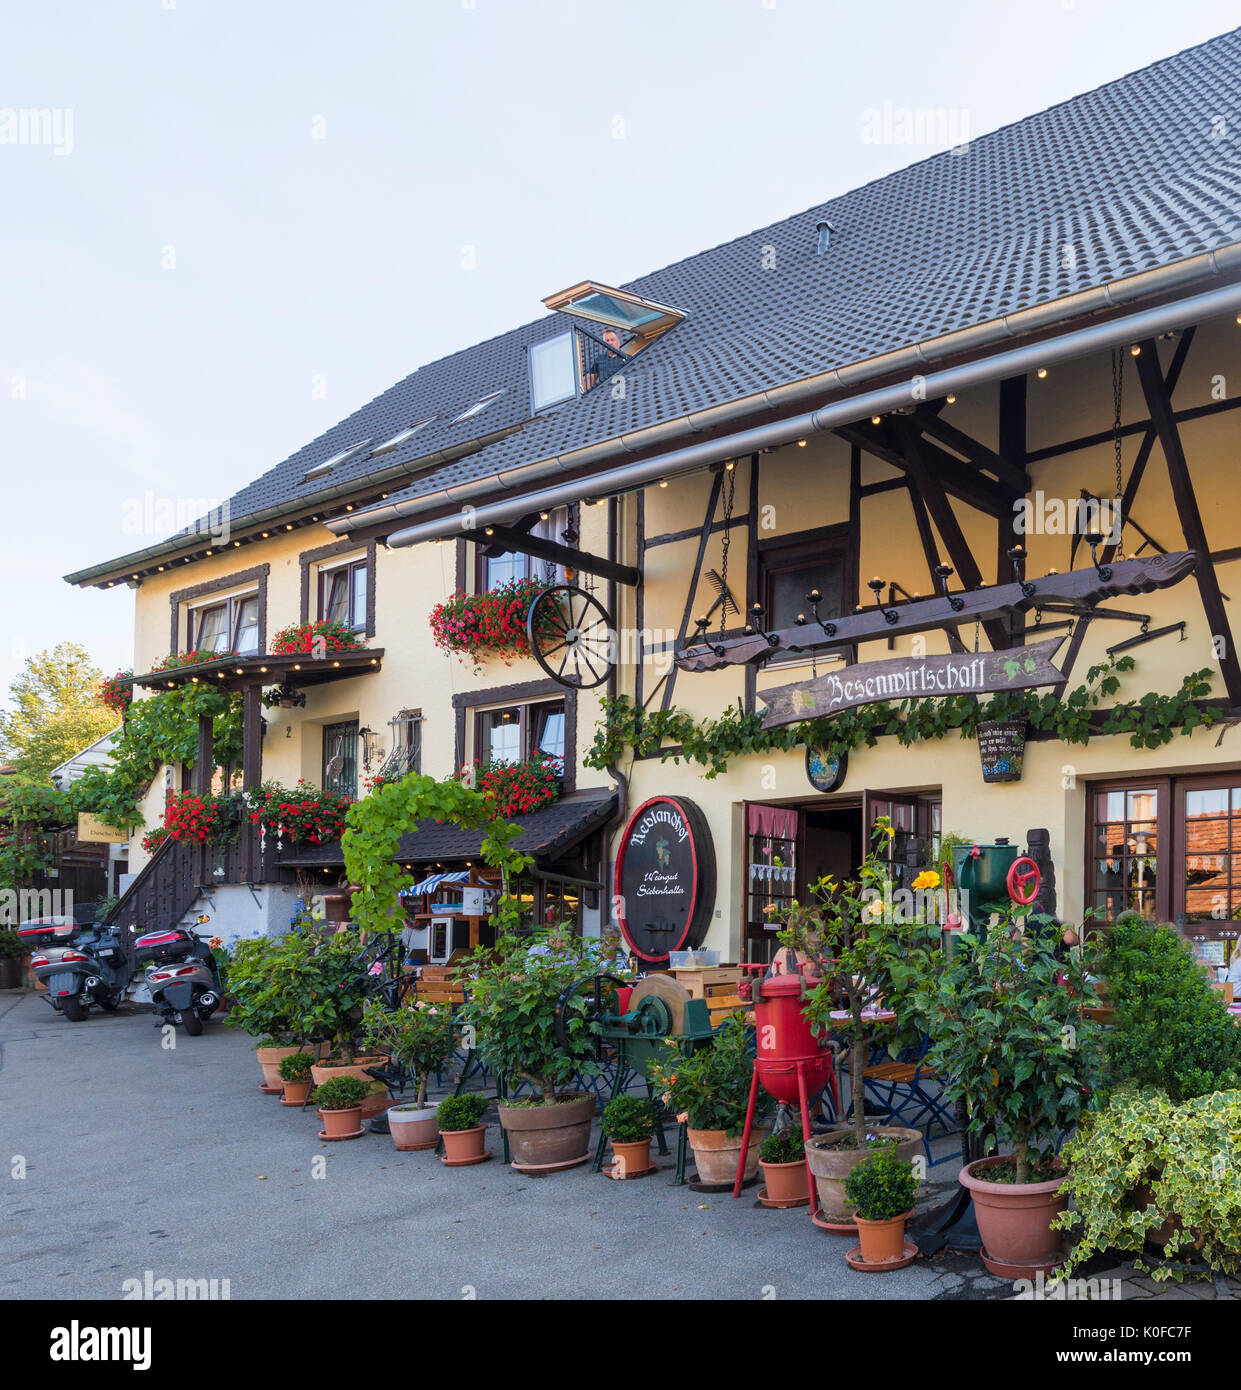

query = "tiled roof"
[78,28,1241,570]
[278,787,617,867]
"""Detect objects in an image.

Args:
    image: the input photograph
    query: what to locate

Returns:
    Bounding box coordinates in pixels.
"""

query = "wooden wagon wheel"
[526,584,614,690]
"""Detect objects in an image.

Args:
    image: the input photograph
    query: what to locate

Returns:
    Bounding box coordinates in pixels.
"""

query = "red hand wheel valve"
[1007,857,1041,906]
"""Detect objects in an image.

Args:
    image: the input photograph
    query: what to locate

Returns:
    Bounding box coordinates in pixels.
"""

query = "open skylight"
[371,418,435,456]
[303,439,371,482]
[451,390,504,425]
[542,281,685,343]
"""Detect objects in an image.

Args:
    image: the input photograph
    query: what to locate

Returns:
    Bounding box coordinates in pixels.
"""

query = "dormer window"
[303,439,371,482]
[372,419,434,456]
[451,391,504,425]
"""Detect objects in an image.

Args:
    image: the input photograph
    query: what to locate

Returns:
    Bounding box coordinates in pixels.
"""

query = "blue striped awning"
[400,870,476,898]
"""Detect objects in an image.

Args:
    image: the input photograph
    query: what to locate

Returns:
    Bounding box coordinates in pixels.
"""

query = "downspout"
[377,269,1241,549]
[600,493,627,931]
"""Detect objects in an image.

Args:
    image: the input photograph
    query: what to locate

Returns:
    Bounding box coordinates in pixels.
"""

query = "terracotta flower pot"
[498,1093,595,1172]
[610,1137,653,1176]
[281,1078,312,1107]
[855,1209,912,1264]
[1133,1183,1203,1260]
[257,1045,303,1090]
[959,1155,1068,1277]
[388,1105,439,1151]
[804,1127,922,1223]
[760,1158,810,1204]
[687,1127,764,1185]
[320,1105,363,1139]
[440,1124,488,1164]
[310,1056,389,1117]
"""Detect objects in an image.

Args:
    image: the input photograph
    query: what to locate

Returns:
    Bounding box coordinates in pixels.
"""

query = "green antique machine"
[555,973,717,1177]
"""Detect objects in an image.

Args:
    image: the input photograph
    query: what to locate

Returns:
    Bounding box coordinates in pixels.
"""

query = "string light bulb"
[1036,367,1048,380]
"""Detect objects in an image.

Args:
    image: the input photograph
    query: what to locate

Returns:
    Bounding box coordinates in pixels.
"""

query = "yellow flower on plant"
[885,826,896,839]
[867,899,885,917]
[912,870,941,891]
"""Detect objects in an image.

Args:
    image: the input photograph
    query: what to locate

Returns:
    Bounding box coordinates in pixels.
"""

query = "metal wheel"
[553,974,626,1060]
[527,585,614,690]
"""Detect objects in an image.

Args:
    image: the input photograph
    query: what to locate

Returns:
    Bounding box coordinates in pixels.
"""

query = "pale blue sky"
[1,0,1236,704]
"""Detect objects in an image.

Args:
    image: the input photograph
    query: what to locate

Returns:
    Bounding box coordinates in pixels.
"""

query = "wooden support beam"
[744,453,761,715]
[913,407,1030,495]
[465,525,640,587]
[890,415,1013,651]
[997,376,1028,647]
[837,422,1011,519]
[194,714,214,795]
[1135,338,1241,706]
[239,683,264,882]
[905,481,968,654]
[663,470,724,710]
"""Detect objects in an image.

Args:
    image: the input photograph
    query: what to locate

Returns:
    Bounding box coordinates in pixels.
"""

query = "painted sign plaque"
[976,718,1027,783]
[758,636,1066,728]
[805,746,848,793]
[77,813,127,844]
[613,795,716,963]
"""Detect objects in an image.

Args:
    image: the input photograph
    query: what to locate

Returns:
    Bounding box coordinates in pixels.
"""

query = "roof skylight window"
[303,439,371,482]
[451,391,504,425]
[372,419,435,456]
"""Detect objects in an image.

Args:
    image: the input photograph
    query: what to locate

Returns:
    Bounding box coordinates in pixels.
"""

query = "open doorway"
[742,792,940,963]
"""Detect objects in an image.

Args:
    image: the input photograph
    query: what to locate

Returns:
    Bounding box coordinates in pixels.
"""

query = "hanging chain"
[973,616,981,653]
[1111,348,1126,560]
[718,466,736,632]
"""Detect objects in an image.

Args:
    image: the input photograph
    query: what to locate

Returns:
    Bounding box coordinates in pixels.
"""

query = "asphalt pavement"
[0,988,1001,1301]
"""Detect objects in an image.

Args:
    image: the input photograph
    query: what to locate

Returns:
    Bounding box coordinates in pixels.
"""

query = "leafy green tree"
[0,642,117,782]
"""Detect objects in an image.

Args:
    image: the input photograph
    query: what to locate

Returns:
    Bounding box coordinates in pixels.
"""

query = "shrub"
[311,1075,368,1110]
[0,927,25,960]
[278,1050,315,1082]
[1055,1087,1241,1282]
[759,1126,805,1165]
[1101,915,1241,1101]
[437,1093,489,1131]
[601,1094,658,1143]
[648,1014,770,1135]
[224,936,296,1044]
[460,928,606,1103]
[844,1149,919,1222]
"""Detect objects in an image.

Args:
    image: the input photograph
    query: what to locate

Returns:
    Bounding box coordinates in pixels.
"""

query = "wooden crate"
[670,966,742,1001]
[415,964,468,1006]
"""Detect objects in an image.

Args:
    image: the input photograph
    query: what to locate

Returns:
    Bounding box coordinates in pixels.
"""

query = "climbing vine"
[69,684,244,832]
[341,773,532,939]
[584,657,1219,778]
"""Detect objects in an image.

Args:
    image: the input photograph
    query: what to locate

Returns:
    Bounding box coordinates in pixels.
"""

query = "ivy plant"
[1054,1086,1241,1282]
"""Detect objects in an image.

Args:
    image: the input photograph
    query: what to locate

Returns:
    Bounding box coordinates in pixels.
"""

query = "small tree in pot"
[771,818,935,1221]
[363,994,457,1150]
[843,1148,919,1267]
[277,1049,316,1106]
[600,1095,659,1177]
[437,1092,491,1165]
[311,1074,368,1140]
[917,911,1103,1277]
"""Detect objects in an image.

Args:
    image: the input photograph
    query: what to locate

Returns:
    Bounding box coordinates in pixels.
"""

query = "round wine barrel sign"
[613,796,716,964]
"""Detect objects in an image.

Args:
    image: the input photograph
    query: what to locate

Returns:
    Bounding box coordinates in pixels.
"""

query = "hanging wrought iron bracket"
[676,551,1198,671]
[1106,622,1187,657]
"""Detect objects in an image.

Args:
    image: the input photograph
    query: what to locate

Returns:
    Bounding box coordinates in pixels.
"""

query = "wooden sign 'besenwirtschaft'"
[757,636,1066,727]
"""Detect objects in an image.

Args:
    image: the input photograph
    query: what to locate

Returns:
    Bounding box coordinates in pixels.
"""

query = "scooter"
[135,916,221,1036]
[22,917,131,1021]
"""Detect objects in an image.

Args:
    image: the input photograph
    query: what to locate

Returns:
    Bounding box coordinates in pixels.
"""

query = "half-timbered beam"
[837,421,1011,519]
[663,470,724,709]
[464,526,640,587]
[904,481,968,654]
[890,415,1013,651]
[1135,338,1241,706]
[913,406,1030,495]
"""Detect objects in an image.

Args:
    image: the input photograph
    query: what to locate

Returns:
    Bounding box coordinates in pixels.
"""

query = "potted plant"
[362,995,457,1151]
[843,1148,919,1269]
[0,927,26,990]
[918,911,1103,1278]
[461,918,607,1173]
[758,1126,809,1206]
[311,1074,368,1140]
[774,819,931,1224]
[437,1093,490,1165]
[223,936,305,1090]
[1054,1086,1241,1282]
[600,1095,659,1177]
[649,1014,772,1185]
[278,1050,316,1107]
